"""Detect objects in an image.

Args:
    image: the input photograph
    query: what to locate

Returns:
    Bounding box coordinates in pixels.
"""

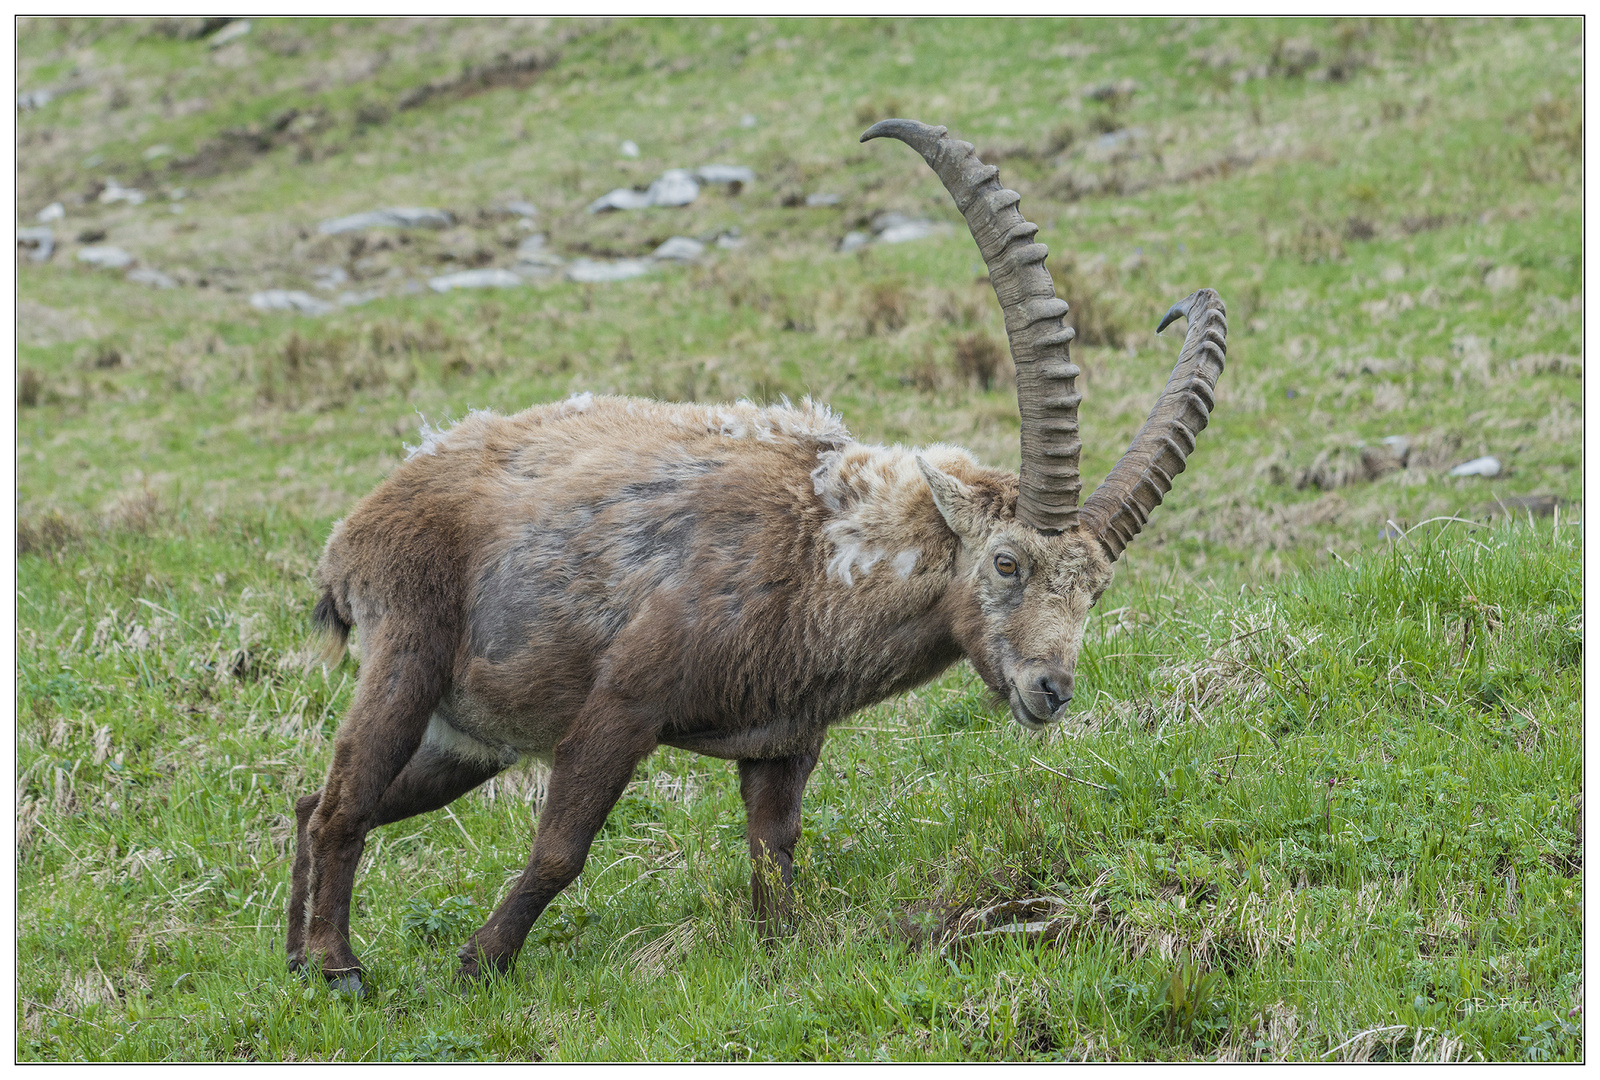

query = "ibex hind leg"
[300,626,454,993]
[286,740,506,975]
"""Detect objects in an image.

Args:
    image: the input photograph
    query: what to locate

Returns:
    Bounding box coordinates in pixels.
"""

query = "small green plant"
[400,893,477,942]
[528,902,594,958]
[392,1029,484,1062]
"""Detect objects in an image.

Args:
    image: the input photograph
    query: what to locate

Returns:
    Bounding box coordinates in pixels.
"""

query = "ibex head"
[866,119,1228,728]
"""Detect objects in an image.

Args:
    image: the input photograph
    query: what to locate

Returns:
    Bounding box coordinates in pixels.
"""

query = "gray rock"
[1449,456,1502,478]
[740,113,758,128]
[694,164,755,187]
[250,289,334,316]
[619,140,640,158]
[1380,435,1412,464]
[513,234,564,273]
[839,231,872,254]
[337,290,381,308]
[503,200,539,219]
[429,268,525,292]
[76,245,134,270]
[36,202,64,223]
[586,188,656,213]
[317,207,454,235]
[208,19,251,48]
[565,258,653,283]
[312,266,350,290]
[875,216,944,245]
[651,236,705,262]
[715,228,744,250]
[804,192,841,207]
[647,169,700,207]
[17,226,54,262]
[98,180,146,206]
[126,267,176,288]
[588,168,702,212]
[17,89,53,110]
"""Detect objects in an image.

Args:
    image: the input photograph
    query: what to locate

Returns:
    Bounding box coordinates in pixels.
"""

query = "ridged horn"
[862,119,1081,533]
[1080,289,1228,561]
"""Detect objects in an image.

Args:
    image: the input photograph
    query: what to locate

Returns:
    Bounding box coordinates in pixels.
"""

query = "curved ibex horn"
[1080,289,1228,561]
[862,119,1082,533]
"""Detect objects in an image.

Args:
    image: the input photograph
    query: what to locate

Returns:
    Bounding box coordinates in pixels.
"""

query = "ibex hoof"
[328,972,365,998]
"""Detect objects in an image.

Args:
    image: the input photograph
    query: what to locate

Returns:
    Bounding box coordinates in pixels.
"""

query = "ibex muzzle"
[287,120,1226,994]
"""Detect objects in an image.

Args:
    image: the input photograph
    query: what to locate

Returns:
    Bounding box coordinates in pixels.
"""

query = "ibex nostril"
[1039,677,1065,714]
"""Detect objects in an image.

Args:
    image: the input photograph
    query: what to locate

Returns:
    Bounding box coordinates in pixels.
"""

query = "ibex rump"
[287,121,1227,993]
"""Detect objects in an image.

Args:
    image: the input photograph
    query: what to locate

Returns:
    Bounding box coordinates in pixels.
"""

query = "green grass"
[16,515,1582,1061]
[15,15,1582,1062]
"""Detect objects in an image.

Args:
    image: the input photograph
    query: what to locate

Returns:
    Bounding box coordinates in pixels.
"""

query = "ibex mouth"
[1007,683,1063,730]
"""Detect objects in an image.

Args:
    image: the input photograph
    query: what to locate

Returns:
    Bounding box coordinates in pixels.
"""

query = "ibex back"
[288,120,1227,994]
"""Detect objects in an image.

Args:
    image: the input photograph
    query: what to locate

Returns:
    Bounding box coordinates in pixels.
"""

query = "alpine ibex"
[287,120,1227,993]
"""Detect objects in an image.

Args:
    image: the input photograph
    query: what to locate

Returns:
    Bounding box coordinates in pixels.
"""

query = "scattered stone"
[619,139,640,158]
[312,266,350,290]
[586,168,701,213]
[586,188,655,213]
[1380,435,1412,464]
[250,289,334,316]
[18,88,56,110]
[143,144,173,161]
[716,228,744,250]
[36,202,64,223]
[429,268,525,292]
[565,258,653,283]
[512,234,564,276]
[804,192,841,207]
[208,19,251,48]
[76,245,134,270]
[647,168,699,207]
[872,210,946,244]
[17,227,54,262]
[840,230,872,254]
[1449,455,1502,478]
[98,180,146,206]
[503,200,538,219]
[651,236,705,262]
[317,207,454,235]
[694,164,756,189]
[740,113,758,128]
[126,267,177,288]
[337,290,381,308]
[1484,265,1522,294]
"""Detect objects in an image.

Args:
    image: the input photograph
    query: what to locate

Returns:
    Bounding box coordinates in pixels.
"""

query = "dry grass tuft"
[101,488,164,534]
[952,333,1008,390]
[17,510,84,557]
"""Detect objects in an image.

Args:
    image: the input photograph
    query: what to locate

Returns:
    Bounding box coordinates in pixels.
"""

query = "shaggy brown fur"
[289,393,1115,991]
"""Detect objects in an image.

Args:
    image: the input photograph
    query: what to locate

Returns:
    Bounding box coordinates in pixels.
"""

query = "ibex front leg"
[739,742,821,938]
[457,692,656,984]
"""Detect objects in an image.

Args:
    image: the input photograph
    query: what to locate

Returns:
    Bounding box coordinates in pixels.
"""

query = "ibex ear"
[917,457,986,539]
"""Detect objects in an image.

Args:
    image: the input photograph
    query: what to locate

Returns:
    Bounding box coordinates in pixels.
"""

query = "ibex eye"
[994,554,1018,577]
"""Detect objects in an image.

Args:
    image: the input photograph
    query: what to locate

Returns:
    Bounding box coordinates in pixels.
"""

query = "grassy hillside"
[15,16,1582,1062]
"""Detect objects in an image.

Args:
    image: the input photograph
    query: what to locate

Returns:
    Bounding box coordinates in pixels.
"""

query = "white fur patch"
[404,407,492,460]
[422,713,520,768]
[892,548,921,577]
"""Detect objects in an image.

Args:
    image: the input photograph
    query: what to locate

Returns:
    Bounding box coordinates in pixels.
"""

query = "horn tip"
[860,118,946,144]
[1156,294,1197,334]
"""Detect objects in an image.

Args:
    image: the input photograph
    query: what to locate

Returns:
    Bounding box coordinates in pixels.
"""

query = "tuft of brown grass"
[101,488,164,534]
[17,368,44,407]
[17,509,83,557]
[859,281,911,336]
[952,333,1007,390]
